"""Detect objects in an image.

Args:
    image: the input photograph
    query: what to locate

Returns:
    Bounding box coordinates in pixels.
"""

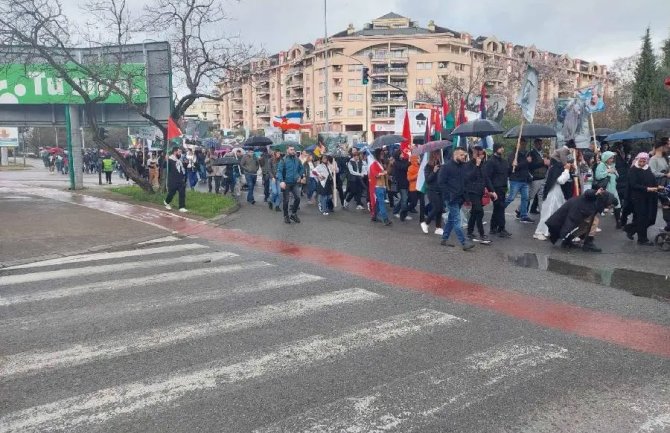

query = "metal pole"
[323,0,329,132]
[22,128,26,167]
[65,106,75,190]
[365,82,369,141]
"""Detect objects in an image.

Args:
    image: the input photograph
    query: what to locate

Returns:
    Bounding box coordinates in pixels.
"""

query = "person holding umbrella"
[506,138,535,224]
[164,146,188,212]
[277,144,305,224]
[465,145,496,244]
[485,143,512,237]
[240,148,260,205]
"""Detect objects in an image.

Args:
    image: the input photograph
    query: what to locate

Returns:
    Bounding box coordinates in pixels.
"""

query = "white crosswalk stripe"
[0,250,239,287]
[0,273,324,332]
[2,243,205,270]
[0,288,384,379]
[136,236,181,245]
[0,309,462,433]
[0,260,270,306]
[255,338,569,433]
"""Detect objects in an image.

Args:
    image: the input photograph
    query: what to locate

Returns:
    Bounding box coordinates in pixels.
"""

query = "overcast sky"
[63,0,670,66]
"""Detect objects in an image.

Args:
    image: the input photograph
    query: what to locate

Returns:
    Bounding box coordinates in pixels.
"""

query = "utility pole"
[323,0,329,132]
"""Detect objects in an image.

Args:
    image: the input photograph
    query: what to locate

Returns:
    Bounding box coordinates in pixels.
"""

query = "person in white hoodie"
[534,146,575,241]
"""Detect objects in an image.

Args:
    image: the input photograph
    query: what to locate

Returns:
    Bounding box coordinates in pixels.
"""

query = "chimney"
[427,20,436,32]
[347,23,355,35]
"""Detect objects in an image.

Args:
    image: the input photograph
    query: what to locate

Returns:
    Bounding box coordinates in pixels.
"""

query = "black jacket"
[484,154,509,189]
[508,150,531,182]
[464,160,493,196]
[546,190,618,244]
[393,158,410,189]
[438,159,467,203]
[528,148,547,180]
[424,162,441,193]
[167,157,185,188]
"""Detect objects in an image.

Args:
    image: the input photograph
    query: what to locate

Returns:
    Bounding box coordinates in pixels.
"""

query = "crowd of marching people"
[187,135,669,252]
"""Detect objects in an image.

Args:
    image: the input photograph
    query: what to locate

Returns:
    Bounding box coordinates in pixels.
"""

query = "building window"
[348,79,362,87]
[318,82,324,90]
[318,111,324,119]
[319,96,324,104]
[356,109,363,116]
[454,64,465,72]
[348,108,356,116]
[348,64,362,72]
[416,62,433,70]
[317,68,324,76]
[416,78,432,86]
[451,46,461,54]
[348,93,363,102]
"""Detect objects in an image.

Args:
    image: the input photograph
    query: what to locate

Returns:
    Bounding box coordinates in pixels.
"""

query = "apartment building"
[218,12,611,137]
[184,98,221,129]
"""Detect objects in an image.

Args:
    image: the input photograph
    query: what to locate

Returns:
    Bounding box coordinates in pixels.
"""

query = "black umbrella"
[503,124,557,139]
[628,118,670,133]
[242,135,273,147]
[594,128,617,138]
[411,140,452,156]
[371,134,404,149]
[451,119,504,138]
[212,156,239,166]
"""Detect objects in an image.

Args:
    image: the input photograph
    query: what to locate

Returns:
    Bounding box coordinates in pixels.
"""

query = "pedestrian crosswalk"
[0,238,575,432]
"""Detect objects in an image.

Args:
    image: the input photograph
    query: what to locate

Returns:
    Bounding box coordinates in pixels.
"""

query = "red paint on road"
[12,185,670,359]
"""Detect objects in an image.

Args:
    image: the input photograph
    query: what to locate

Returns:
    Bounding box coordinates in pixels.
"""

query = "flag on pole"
[576,83,606,113]
[400,110,412,158]
[272,112,303,130]
[416,117,432,193]
[479,84,494,149]
[453,98,467,148]
[432,107,442,134]
[517,65,539,123]
[167,117,182,140]
[440,91,450,121]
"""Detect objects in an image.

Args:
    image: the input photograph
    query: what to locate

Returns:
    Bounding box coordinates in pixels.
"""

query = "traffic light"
[99,127,107,141]
[362,67,369,85]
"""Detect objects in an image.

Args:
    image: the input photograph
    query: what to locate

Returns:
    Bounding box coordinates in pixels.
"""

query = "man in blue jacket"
[438,147,475,251]
[276,144,305,224]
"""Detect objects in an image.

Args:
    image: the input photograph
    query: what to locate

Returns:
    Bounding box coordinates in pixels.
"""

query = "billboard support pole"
[65,105,84,189]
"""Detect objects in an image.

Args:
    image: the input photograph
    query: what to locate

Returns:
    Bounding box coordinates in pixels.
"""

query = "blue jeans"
[375,187,389,221]
[392,188,409,219]
[319,194,332,214]
[270,179,282,208]
[307,178,317,200]
[442,199,466,245]
[245,174,257,203]
[504,181,529,218]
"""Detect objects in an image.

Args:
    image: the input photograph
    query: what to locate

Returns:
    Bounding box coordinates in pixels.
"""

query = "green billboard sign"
[0,63,147,105]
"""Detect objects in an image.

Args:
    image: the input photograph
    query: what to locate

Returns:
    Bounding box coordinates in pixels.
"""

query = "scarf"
[631,152,650,170]
[169,154,184,174]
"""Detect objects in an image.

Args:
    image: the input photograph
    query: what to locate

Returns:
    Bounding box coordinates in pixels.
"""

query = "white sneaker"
[420,222,429,234]
[405,215,413,221]
[163,201,172,210]
[434,228,444,236]
[394,214,400,219]
[356,205,364,210]
[179,208,188,213]
[322,212,329,216]
[595,227,602,233]
[384,199,389,203]
[533,233,547,241]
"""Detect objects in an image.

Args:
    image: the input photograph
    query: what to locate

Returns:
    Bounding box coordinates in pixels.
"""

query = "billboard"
[394,109,432,135]
[556,98,590,149]
[0,127,18,147]
[0,63,147,105]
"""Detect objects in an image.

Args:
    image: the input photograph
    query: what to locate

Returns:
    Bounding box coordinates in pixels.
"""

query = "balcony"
[232,93,243,101]
[232,105,243,112]
[288,79,304,88]
[388,67,408,76]
[372,111,390,119]
[289,67,303,76]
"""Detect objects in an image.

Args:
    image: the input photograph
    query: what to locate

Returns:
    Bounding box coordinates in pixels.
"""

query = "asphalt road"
[0,182,668,432]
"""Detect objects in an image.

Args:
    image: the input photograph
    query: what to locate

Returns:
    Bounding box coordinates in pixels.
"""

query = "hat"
[493,143,504,152]
[654,141,667,149]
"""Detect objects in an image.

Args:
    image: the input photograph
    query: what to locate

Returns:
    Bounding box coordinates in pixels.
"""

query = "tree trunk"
[93,138,155,193]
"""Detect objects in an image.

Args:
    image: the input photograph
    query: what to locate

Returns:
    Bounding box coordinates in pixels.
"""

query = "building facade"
[218,13,612,138]
[184,98,221,129]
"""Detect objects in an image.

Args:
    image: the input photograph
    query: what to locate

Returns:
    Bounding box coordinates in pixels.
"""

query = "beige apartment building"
[184,98,221,128]
[218,13,611,138]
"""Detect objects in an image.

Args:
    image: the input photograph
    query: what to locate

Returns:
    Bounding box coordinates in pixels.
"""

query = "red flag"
[440,91,450,118]
[457,98,467,126]
[167,117,182,140]
[400,110,412,158]
[425,112,432,143]
[432,107,442,133]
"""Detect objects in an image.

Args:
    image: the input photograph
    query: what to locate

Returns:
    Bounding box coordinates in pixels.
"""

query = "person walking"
[407,155,420,215]
[533,147,574,241]
[485,143,512,237]
[276,144,305,224]
[344,148,366,210]
[240,149,260,204]
[259,151,271,203]
[164,146,188,212]
[528,138,549,214]
[650,140,670,232]
[464,145,496,244]
[392,151,411,221]
[147,152,159,189]
[624,152,660,246]
[507,139,535,224]
[594,151,622,228]
[184,149,198,191]
[369,148,392,226]
[313,155,334,216]
[420,151,443,235]
[439,147,475,251]
[102,153,115,184]
[267,149,282,212]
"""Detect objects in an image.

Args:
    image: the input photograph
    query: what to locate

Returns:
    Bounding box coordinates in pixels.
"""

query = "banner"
[555,98,590,148]
[0,127,18,147]
[0,63,147,105]
[577,82,605,113]
[394,109,432,136]
[517,65,539,123]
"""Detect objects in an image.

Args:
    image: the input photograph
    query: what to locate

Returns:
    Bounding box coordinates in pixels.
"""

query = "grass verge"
[110,185,237,219]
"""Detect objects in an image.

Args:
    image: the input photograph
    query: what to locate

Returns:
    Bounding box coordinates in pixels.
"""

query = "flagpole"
[512,119,525,173]
[589,112,599,158]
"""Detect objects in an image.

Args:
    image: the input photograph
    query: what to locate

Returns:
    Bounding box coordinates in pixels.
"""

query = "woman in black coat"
[421,151,443,234]
[624,152,660,245]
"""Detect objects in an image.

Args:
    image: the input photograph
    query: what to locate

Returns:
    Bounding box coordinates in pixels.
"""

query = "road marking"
[2,243,206,270]
[255,339,568,433]
[0,273,323,332]
[137,235,181,245]
[0,309,462,433]
[0,288,384,379]
[0,261,269,306]
[0,251,237,286]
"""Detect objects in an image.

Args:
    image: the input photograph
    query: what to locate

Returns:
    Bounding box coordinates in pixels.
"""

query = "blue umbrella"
[604,131,654,142]
[353,142,367,149]
[305,144,316,153]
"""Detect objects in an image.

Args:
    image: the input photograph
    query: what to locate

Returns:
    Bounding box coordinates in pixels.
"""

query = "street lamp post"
[332,52,374,141]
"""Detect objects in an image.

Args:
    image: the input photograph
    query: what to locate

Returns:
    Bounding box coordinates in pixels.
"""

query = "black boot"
[663,208,670,232]
[614,208,622,229]
[582,236,602,252]
[561,235,575,249]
